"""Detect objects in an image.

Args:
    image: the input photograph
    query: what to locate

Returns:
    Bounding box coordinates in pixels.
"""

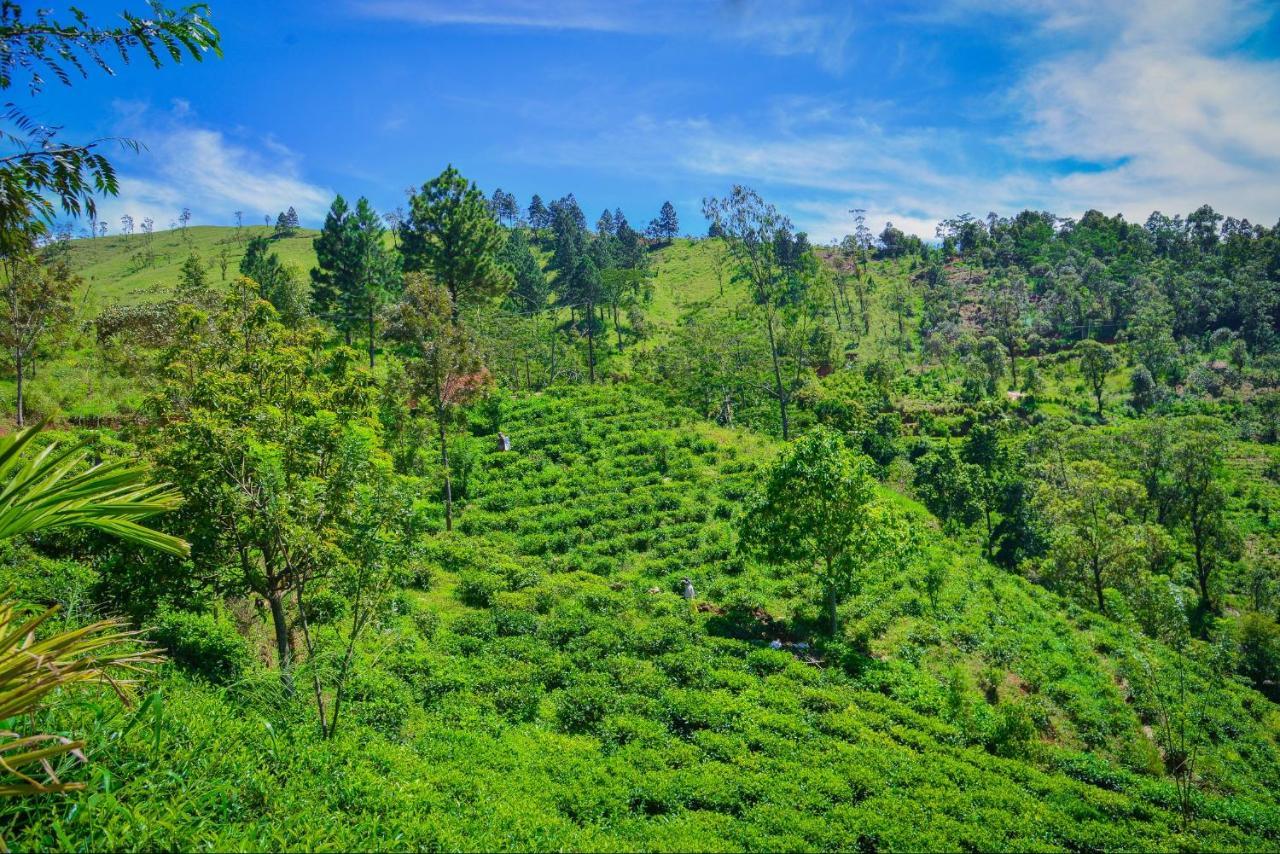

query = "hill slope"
[66,225,320,311]
[9,384,1280,851]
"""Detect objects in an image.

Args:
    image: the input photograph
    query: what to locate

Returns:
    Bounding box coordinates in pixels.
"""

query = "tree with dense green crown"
[648,200,679,244]
[145,285,385,695]
[242,235,308,327]
[311,195,394,361]
[1076,339,1117,419]
[384,274,492,531]
[500,228,548,312]
[740,426,914,634]
[1038,460,1153,614]
[596,208,615,236]
[402,165,512,320]
[527,194,549,230]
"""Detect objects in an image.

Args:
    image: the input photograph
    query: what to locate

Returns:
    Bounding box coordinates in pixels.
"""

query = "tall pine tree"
[401,165,512,320]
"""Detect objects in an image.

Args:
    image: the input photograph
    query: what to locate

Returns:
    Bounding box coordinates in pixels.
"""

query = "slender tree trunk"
[1192,525,1209,607]
[983,505,993,558]
[613,303,623,351]
[764,310,789,440]
[267,590,294,695]
[368,303,376,368]
[586,300,596,382]
[1093,558,1106,614]
[831,290,842,330]
[825,557,838,635]
[437,409,453,531]
[294,584,328,736]
[14,349,23,428]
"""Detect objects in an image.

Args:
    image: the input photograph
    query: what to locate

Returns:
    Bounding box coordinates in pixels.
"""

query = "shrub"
[553,674,617,734]
[151,608,250,684]
[458,571,506,607]
[301,587,348,625]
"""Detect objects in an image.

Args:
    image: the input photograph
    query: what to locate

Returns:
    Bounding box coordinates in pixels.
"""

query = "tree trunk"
[368,303,376,368]
[764,311,789,440]
[14,349,23,428]
[294,584,328,736]
[825,558,838,635]
[1193,527,1209,607]
[267,590,294,695]
[831,291,842,330]
[438,409,453,531]
[1093,559,1106,614]
[586,300,596,383]
[983,505,993,558]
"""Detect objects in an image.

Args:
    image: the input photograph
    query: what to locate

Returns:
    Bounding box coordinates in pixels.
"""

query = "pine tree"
[401,165,512,321]
[597,209,615,236]
[311,194,394,362]
[652,201,679,244]
[500,229,548,312]
[528,194,549,230]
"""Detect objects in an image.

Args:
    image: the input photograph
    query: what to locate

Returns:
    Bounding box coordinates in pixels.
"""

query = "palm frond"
[0,591,160,797]
[0,423,187,802]
[0,422,189,556]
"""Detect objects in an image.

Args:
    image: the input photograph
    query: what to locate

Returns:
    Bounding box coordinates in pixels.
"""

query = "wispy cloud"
[350,0,860,72]
[95,101,331,232]
[507,0,1280,241]
[1013,0,1280,222]
[353,0,643,32]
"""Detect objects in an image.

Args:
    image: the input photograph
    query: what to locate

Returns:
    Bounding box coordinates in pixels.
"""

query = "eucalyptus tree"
[702,186,798,439]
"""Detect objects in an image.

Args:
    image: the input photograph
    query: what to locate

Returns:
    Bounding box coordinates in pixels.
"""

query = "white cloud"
[353,0,641,32]
[1013,0,1280,223]
[351,0,859,72]
[94,103,331,232]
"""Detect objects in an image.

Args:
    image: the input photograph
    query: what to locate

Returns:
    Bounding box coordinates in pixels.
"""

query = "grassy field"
[66,225,320,312]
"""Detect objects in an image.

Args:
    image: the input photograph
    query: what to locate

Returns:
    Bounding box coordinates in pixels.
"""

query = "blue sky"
[27,0,1280,241]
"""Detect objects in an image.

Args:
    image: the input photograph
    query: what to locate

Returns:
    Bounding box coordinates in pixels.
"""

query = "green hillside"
[7,384,1279,851]
[67,225,320,311]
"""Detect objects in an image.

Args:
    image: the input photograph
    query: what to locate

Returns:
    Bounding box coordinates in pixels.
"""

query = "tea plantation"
[6,384,1279,851]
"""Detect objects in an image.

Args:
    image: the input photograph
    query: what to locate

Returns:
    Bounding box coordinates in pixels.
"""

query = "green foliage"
[151,608,249,684]
[402,165,512,315]
[740,425,913,633]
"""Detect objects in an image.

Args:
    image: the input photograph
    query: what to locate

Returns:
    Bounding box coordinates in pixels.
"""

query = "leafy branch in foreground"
[0,423,188,801]
[0,2,222,228]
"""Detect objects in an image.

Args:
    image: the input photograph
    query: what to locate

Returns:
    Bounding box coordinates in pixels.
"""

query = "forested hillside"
[4,3,1280,852]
